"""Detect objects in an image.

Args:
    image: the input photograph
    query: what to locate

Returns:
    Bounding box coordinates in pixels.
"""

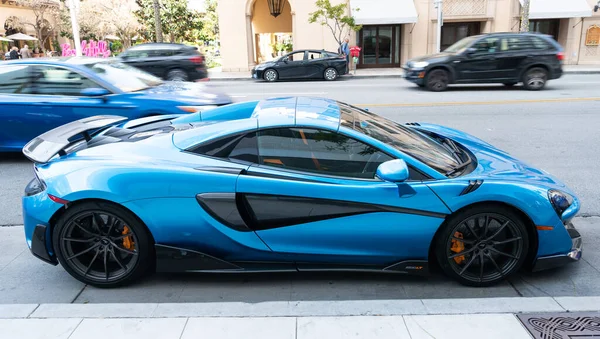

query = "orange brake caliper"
[450,231,465,264]
[122,225,134,250]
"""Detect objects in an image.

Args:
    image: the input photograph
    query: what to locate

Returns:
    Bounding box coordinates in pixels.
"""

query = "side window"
[29,66,103,96]
[0,65,31,94]
[307,52,321,60]
[531,36,551,50]
[507,36,534,51]
[473,37,500,54]
[189,132,258,164]
[257,128,393,179]
[284,52,305,62]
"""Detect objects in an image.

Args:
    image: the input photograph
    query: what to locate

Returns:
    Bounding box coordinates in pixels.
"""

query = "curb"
[2,296,599,319]
[207,70,600,81]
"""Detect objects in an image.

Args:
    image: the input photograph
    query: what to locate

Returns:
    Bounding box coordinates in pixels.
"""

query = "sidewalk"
[208,65,600,81]
[1,296,599,339]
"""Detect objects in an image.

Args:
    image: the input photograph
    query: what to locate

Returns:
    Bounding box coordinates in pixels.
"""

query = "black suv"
[403,32,564,91]
[119,43,208,81]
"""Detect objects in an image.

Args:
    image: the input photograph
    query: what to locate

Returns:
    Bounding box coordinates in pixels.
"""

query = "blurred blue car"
[0,57,232,152]
[22,97,582,288]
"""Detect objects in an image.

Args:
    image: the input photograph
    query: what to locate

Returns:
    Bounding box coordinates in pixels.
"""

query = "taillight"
[556,52,565,61]
[190,55,204,64]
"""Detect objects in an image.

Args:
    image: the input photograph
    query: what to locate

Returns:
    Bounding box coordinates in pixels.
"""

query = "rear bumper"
[532,222,582,272]
[189,68,208,81]
[550,66,563,80]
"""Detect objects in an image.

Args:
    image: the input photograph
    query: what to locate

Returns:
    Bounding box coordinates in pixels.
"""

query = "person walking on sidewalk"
[340,37,350,73]
[20,45,32,59]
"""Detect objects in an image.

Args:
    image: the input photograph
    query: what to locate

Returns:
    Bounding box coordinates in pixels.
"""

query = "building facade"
[218,0,600,71]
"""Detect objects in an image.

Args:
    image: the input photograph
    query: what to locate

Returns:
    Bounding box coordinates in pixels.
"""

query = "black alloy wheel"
[522,67,548,91]
[53,201,153,287]
[264,69,278,82]
[435,206,529,287]
[425,69,450,92]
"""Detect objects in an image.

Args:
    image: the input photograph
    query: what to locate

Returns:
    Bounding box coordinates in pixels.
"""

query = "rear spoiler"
[22,115,128,164]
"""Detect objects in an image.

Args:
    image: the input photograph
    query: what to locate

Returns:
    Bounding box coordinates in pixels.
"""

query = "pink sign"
[61,40,111,57]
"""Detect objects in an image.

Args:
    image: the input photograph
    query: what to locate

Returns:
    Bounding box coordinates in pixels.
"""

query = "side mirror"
[376,159,409,183]
[80,88,110,97]
[465,47,477,56]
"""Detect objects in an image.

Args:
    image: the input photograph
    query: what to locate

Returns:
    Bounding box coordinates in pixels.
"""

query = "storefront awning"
[519,0,592,19]
[350,0,418,25]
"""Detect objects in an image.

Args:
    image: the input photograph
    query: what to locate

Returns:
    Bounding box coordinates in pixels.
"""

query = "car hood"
[134,82,232,105]
[413,123,571,191]
[254,61,277,69]
[406,52,454,65]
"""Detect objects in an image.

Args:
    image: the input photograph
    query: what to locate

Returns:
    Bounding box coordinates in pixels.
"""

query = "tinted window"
[472,37,501,54]
[257,128,392,179]
[0,65,30,94]
[506,36,534,51]
[531,36,551,50]
[190,132,258,163]
[29,66,100,96]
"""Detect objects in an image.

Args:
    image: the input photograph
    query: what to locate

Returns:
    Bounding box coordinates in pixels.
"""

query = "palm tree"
[153,0,163,42]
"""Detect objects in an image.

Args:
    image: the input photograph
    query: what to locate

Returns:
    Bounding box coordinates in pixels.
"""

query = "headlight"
[412,61,429,68]
[177,105,218,113]
[548,189,574,216]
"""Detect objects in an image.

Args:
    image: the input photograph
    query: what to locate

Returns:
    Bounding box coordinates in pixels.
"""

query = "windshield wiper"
[441,138,464,162]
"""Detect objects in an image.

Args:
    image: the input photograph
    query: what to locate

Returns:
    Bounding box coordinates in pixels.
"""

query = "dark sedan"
[252,50,347,82]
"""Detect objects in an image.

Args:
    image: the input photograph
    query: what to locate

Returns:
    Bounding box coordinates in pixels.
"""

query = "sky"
[188,0,207,12]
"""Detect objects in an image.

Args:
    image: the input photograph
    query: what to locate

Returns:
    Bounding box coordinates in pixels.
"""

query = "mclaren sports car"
[22,97,582,288]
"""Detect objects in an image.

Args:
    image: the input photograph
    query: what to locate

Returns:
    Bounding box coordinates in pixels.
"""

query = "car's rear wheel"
[53,201,153,288]
[166,69,188,81]
[425,69,449,92]
[522,67,548,91]
[264,69,278,82]
[435,205,529,287]
[324,67,339,81]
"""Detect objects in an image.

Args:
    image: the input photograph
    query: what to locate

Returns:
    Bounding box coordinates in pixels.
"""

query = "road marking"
[355,97,600,107]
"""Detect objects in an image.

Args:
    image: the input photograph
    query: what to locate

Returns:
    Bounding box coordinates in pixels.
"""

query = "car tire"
[166,69,188,81]
[434,205,530,287]
[264,69,278,82]
[324,67,339,81]
[522,67,548,91]
[503,82,517,87]
[425,69,450,92]
[53,200,154,288]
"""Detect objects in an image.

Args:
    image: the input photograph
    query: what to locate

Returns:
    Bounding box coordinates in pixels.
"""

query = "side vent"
[405,122,421,126]
[460,180,483,196]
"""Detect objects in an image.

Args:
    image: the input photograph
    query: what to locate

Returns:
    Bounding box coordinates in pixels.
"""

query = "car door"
[495,35,534,81]
[303,51,326,78]
[275,51,307,79]
[20,65,135,140]
[235,127,450,267]
[454,36,502,82]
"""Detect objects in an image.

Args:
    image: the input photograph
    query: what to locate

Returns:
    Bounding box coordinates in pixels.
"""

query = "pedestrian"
[20,44,32,59]
[9,46,20,60]
[340,37,350,73]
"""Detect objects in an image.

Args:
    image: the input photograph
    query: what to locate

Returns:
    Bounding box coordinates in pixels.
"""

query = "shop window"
[585,25,600,46]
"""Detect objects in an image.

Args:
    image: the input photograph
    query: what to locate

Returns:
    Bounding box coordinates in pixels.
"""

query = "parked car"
[0,57,231,152]
[22,96,581,288]
[119,43,208,81]
[252,49,347,82]
[403,32,564,91]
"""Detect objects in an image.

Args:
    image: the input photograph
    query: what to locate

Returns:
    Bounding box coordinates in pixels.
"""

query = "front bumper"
[532,222,582,271]
[402,67,426,85]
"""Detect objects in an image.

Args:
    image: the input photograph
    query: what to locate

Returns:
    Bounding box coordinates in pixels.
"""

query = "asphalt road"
[1,74,599,304]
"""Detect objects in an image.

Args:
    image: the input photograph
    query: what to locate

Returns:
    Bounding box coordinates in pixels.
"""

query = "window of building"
[441,22,481,51]
[0,65,31,94]
[257,128,392,179]
[529,19,560,42]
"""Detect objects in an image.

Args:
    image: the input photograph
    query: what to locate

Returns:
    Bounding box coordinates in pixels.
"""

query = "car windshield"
[444,36,478,53]
[84,60,163,92]
[339,103,461,175]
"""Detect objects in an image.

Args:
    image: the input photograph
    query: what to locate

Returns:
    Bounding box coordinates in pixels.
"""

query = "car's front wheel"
[435,205,530,287]
[425,69,450,91]
[522,67,548,91]
[53,201,154,288]
[264,69,278,82]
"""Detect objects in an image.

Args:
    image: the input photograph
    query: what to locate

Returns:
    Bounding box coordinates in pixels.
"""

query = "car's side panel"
[426,180,574,257]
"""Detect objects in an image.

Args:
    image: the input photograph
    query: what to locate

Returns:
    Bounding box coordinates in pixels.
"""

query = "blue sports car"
[22,97,582,288]
[0,57,232,152]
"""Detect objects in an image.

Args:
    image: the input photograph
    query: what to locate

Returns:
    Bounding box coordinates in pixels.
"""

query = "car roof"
[127,43,195,51]
[172,97,343,150]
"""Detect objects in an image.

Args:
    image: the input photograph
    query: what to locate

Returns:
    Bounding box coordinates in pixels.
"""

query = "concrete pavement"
[1,297,600,338]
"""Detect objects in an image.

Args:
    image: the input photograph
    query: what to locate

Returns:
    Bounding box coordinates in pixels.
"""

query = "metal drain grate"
[517,312,600,339]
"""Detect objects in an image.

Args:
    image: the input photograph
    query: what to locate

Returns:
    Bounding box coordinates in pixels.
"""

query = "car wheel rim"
[60,211,139,283]
[527,72,546,89]
[429,71,448,90]
[325,69,336,80]
[445,213,524,283]
[265,71,276,81]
